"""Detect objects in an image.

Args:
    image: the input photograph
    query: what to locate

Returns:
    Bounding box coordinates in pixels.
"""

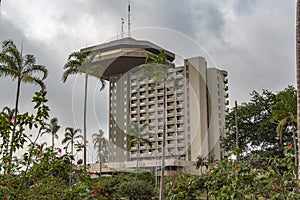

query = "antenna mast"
[128,0,131,37]
[121,18,125,38]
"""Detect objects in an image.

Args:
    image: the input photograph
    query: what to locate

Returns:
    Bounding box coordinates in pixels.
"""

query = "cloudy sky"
[0,0,296,162]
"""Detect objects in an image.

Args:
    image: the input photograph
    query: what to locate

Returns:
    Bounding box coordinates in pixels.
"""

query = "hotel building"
[81,37,228,173]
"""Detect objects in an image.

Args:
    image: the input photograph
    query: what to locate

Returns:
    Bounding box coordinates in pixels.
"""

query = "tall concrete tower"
[81,37,229,173]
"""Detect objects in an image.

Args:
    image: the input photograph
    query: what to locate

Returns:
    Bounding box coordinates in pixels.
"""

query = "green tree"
[127,122,152,180]
[41,117,61,149]
[0,40,48,161]
[92,129,108,177]
[271,86,297,167]
[62,127,83,156]
[62,51,105,169]
[224,89,279,156]
[271,86,297,146]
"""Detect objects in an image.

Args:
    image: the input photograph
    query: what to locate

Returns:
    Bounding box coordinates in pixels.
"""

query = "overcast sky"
[0,0,296,162]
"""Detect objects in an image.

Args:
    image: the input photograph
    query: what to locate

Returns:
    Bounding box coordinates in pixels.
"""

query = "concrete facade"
[81,38,229,173]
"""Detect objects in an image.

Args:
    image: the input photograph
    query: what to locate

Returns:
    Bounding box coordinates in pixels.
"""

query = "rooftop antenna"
[121,18,125,38]
[128,0,131,37]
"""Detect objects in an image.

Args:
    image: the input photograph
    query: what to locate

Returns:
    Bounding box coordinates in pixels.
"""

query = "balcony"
[177,132,184,138]
[140,109,146,114]
[140,116,147,121]
[131,81,136,86]
[176,96,183,101]
[140,94,146,99]
[177,142,185,148]
[167,111,174,117]
[131,95,137,100]
[176,103,183,108]
[157,119,164,125]
[223,78,228,84]
[167,132,175,139]
[224,85,228,91]
[177,119,184,124]
[167,120,175,125]
[130,146,137,150]
[221,70,228,77]
[177,126,184,132]
[225,100,229,106]
[131,110,137,114]
[148,92,155,97]
[167,97,175,102]
[167,126,175,132]
[167,104,174,110]
[167,143,175,148]
[131,116,137,121]
[148,107,155,112]
[149,114,155,119]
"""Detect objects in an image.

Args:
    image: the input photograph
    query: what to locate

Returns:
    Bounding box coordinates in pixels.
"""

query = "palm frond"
[0,53,19,72]
[0,68,18,80]
[22,75,46,90]
[23,64,48,80]
[62,68,80,82]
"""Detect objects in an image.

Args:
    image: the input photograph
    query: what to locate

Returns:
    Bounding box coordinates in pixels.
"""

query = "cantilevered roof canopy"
[80,37,175,80]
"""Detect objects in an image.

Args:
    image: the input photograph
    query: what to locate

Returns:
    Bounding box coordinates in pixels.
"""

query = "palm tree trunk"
[9,80,21,166]
[99,154,102,179]
[98,142,102,179]
[52,134,55,150]
[159,81,166,200]
[290,114,298,168]
[279,126,283,147]
[136,141,140,181]
[296,0,300,180]
[84,74,88,170]
[235,100,239,163]
[71,141,74,156]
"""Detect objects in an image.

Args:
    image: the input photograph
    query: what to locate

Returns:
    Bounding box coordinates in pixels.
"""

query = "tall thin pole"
[296,0,300,180]
[234,100,239,163]
[83,74,88,170]
[128,0,131,37]
[155,149,158,191]
[159,81,166,200]
[121,18,124,39]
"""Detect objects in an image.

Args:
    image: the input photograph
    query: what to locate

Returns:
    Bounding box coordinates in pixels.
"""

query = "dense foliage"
[165,145,300,199]
[224,87,297,157]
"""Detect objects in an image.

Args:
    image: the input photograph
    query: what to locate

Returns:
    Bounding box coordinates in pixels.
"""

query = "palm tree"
[296,0,300,179]
[127,122,152,180]
[62,51,105,169]
[139,50,170,200]
[92,129,108,178]
[0,40,48,161]
[41,117,61,149]
[62,127,82,156]
[196,155,208,173]
[271,86,297,147]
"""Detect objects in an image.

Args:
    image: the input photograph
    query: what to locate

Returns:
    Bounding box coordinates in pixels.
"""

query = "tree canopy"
[223,86,296,157]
